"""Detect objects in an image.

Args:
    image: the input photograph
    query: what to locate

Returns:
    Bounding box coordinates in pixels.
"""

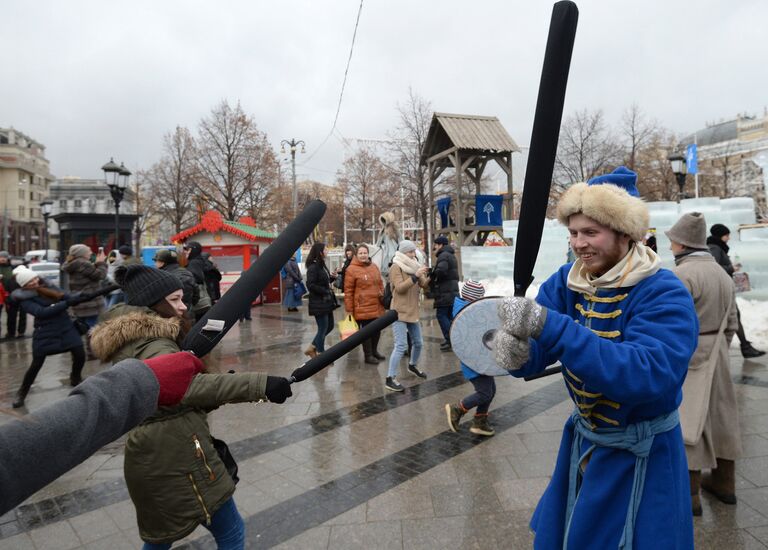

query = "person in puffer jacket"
[91,264,293,548]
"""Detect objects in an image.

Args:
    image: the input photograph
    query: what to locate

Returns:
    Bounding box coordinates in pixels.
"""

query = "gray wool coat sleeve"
[0,360,159,514]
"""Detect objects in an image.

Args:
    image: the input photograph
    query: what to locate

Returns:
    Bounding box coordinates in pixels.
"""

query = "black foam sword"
[513,1,578,380]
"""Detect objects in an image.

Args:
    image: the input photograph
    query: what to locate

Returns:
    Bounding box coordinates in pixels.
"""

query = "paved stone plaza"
[1,303,767,549]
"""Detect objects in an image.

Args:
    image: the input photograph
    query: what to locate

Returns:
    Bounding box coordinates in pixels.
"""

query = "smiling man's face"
[568,213,631,276]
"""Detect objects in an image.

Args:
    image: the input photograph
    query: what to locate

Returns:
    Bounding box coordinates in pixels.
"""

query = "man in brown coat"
[667,212,741,516]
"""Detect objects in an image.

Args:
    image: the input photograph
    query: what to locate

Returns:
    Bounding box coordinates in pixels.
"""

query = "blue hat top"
[587,166,639,197]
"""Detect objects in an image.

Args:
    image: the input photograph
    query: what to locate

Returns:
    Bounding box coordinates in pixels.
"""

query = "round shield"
[450,297,510,377]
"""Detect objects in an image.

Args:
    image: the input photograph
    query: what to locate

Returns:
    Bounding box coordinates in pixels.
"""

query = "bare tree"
[132,170,160,253]
[144,126,198,235]
[389,88,439,249]
[195,100,277,220]
[621,103,657,171]
[336,148,395,243]
[554,108,623,192]
[633,129,680,202]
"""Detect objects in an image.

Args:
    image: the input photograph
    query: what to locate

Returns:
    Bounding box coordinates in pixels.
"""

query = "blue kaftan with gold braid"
[512,263,698,549]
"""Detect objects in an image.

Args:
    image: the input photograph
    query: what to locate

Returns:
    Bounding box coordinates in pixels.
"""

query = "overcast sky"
[2,0,765,187]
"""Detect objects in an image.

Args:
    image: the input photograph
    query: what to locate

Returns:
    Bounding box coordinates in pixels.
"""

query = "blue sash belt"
[564,409,680,550]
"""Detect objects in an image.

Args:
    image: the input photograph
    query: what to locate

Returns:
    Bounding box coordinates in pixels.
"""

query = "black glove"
[265,376,293,403]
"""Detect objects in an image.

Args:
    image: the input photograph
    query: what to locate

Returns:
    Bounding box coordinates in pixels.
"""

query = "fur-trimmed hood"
[378,211,400,241]
[556,182,649,242]
[90,306,181,362]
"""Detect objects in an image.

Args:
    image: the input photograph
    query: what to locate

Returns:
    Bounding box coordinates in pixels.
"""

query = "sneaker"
[440,344,452,353]
[742,344,766,359]
[439,341,451,350]
[407,364,427,379]
[445,403,465,432]
[385,376,404,392]
[469,415,495,436]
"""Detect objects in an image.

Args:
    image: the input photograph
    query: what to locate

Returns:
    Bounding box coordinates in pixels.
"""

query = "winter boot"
[469,414,495,436]
[445,403,466,432]
[363,339,379,364]
[12,385,30,409]
[702,458,737,504]
[742,344,766,359]
[304,344,318,359]
[371,332,385,360]
[689,470,702,516]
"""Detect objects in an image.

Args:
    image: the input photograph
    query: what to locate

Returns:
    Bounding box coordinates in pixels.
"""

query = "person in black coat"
[9,266,87,408]
[304,242,338,358]
[201,252,222,303]
[707,223,765,358]
[183,241,213,321]
[431,236,460,351]
[154,249,199,314]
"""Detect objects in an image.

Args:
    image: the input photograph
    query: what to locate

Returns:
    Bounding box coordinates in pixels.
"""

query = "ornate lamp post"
[280,138,306,218]
[101,158,130,249]
[668,153,687,203]
[40,199,53,256]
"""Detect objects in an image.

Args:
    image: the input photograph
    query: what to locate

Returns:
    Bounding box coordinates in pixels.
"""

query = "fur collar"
[90,310,180,361]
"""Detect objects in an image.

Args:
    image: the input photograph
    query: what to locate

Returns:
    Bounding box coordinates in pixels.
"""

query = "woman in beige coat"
[667,212,741,516]
[385,240,430,392]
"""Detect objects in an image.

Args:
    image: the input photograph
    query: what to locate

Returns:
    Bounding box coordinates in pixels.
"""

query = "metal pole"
[694,133,699,199]
[115,202,120,249]
[2,205,8,251]
[291,148,297,219]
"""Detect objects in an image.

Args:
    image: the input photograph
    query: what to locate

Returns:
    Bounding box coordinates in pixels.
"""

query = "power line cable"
[300,0,364,166]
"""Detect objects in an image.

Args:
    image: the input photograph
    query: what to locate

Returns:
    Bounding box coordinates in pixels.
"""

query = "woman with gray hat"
[668,212,742,516]
[385,239,430,392]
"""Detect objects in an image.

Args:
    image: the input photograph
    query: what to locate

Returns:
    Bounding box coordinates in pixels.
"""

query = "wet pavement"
[1,304,768,549]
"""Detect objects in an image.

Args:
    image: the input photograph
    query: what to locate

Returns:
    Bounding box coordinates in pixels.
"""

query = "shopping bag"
[338,314,359,340]
[293,281,307,300]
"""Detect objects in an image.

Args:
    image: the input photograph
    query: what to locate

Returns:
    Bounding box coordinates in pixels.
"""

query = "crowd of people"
[1,169,767,548]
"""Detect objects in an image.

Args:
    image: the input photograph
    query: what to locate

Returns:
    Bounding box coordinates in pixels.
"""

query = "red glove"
[143,352,205,407]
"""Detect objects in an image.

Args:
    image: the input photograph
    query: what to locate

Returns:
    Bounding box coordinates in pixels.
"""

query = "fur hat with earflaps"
[556,166,649,242]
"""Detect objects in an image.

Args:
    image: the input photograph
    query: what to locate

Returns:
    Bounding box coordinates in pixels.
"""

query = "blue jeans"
[461,375,496,415]
[312,312,335,352]
[141,497,244,550]
[388,321,422,377]
[435,306,453,342]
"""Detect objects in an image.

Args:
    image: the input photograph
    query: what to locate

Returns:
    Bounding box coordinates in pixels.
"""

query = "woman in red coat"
[343,244,385,364]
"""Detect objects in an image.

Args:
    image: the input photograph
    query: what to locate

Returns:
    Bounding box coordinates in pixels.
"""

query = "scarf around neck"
[567,242,661,295]
[392,251,422,275]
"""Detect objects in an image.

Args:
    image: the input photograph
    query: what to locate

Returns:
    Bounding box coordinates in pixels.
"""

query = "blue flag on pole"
[686,144,698,175]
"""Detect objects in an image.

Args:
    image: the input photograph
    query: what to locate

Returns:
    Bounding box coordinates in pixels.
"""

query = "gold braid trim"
[591,329,621,338]
[597,398,621,409]
[566,378,603,398]
[583,293,629,303]
[575,303,623,319]
[565,367,582,383]
[591,412,620,426]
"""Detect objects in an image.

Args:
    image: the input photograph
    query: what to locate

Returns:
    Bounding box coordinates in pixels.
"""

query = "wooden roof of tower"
[421,113,521,167]
[420,113,521,268]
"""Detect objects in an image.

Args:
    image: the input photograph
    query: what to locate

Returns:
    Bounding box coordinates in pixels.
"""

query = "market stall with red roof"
[170,211,281,304]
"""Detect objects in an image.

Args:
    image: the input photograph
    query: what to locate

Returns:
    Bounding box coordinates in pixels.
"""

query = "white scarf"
[392,251,422,275]
[567,242,661,295]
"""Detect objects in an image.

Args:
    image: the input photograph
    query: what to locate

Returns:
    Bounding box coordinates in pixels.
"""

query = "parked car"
[25,249,60,263]
[28,261,61,287]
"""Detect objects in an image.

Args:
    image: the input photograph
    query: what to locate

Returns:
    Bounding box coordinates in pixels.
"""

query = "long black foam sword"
[513,1,578,380]
[182,200,326,358]
[289,310,398,383]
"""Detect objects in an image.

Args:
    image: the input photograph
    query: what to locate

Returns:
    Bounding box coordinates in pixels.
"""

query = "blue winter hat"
[587,166,639,197]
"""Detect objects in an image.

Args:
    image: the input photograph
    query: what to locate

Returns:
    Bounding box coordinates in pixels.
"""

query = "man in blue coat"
[495,167,698,549]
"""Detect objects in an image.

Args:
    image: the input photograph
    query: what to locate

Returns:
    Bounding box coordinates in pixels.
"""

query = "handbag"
[72,317,90,336]
[212,437,239,484]
[293,281,308,300]
[338,314,359,340]
[382,282,393,309]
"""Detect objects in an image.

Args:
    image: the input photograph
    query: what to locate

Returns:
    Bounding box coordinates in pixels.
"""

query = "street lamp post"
[102,158,130,249]
[40,200,53,257]
[668,153,687,203]
[280,138,306,218]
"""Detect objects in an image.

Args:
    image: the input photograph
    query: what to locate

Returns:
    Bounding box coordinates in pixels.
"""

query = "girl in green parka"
[90,264,292,549]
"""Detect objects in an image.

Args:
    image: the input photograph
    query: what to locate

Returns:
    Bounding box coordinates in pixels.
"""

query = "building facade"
[0,128,55,255]
[682,112,768,220]
[48,177,136,251]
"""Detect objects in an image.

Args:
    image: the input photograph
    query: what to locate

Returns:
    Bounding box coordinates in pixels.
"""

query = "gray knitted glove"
[498,297,547,339]
[493,330,531,371]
